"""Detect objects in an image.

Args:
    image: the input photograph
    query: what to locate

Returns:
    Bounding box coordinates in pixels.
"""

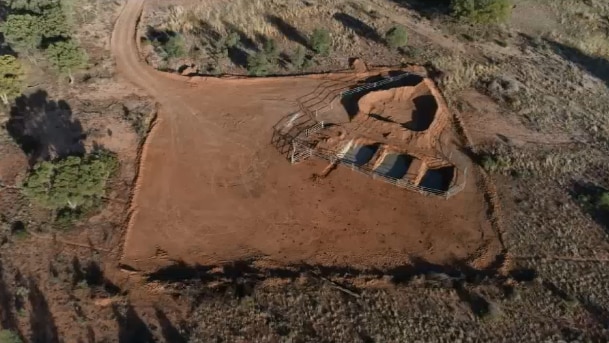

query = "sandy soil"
[113,0,502,272]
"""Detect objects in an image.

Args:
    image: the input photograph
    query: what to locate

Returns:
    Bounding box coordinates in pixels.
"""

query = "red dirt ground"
[114,0,503,272]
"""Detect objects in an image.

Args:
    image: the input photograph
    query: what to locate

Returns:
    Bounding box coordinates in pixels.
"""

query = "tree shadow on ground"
[155,307,186,343]
[144,26,177,45]
[570,181,609,234]
[218,22,255,68]
[385,0,451,20]
[72,257,122,296]
[453,283,491,317]
[72,256,86,288]
[542,279,609,332]
[0,261,19,334]
[222,21,258,52]
[266,15,310,49]
[83,260,122,296]
[113,303,154,343]
[333,13,383,44]
[541,37,609,88]
[28,277,59,343]
[227,47,249,69]
[0,33,16,56]
[6,90,85,166]
[147,254,515,286]
[145,255,530,319]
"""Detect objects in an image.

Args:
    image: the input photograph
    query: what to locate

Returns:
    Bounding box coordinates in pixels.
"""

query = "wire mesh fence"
[274,71,467,199]
[289,135,468,199]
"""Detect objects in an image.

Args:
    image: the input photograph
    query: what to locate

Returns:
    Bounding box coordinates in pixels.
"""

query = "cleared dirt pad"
[121,72,501,272]
[116,0,502,273]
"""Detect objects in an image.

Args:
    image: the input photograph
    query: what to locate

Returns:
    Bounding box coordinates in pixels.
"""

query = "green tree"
[599,191,609,211]
[22,150,118,212]
[291,45,306,70]
[162,34,186,59]
[263,38,280,64]
[451,0,511,24]
[385,26,408,49]
[2,14,42,49]
[310,28,331,56]
[0,330,22,343]
[2,1,71,51]
[40,4,70,39]
[9,0,59,13]
[45,39,87,78]
[0,55,25,105]
[225,31,240,49]
[246,51,271,76]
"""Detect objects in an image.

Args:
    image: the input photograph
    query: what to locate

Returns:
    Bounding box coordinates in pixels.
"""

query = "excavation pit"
[341,74,423,118]
[357,85,438,132]
[340,142,380,166]
[375,153,415,179]
[420,166,455,192]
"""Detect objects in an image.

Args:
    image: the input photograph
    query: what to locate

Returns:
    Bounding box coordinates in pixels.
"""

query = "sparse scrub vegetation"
[22,149,118,214]
[263,38,280,64]
[247,51,272,76]
[151,32,186,60]
[0,55,25,105]
[385,26,408,50]
[290,45,311,70]
[0,330,22,343]
[451,0,511,24]
[310,28,331,56]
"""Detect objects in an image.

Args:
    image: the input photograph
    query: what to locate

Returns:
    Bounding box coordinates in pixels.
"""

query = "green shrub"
[263,38,280,63]
[2,2,71,50]
[39,4,71,39]
[451,0,511,24]
[246,51,271,76]
[310,28,331,56]
[598,192,609,211]
[224,31,240,49]
[291,45,312,70]
[22,150,118,212]
[45,39,87,76]
[0,55,25,105]
[162,34,186,59]
[385,26,408,49]
[0,330,22,343]
[2,14,42,49]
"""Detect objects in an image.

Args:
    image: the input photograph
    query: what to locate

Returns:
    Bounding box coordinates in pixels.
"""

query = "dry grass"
[546,0,609,59]
[162,0,347,39]
[432,55,498,98]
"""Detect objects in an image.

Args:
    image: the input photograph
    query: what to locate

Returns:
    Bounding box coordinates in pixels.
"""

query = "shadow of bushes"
[6,90,85,166]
